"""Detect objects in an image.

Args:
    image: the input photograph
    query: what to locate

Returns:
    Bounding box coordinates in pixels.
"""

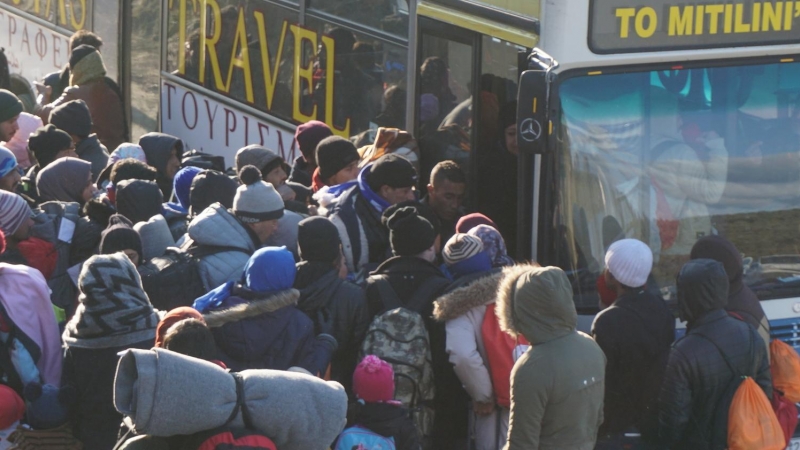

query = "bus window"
[552,61,800,310]
[415,25,474,188]
[128,0,161,140]
[308,0,408,38]
[2,0,93,32]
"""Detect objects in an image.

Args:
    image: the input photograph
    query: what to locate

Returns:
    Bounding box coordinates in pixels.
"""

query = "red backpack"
[481,302,530,408]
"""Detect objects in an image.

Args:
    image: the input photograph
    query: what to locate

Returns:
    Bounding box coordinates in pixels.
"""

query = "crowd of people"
[0,30,790,450]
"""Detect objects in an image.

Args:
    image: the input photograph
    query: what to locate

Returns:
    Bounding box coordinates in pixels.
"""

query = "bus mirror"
[517,70,549,154]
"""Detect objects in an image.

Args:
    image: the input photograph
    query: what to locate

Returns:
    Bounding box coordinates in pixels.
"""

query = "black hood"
[295,264,340,314]
[115,179,163,224]
[139,132,183,175]
[677,258,729,325]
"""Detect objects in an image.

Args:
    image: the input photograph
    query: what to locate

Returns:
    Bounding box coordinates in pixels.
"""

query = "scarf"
[468,224,514,267]
[357,164,390,213]
[69,50,106,86]
[63,253,158,349]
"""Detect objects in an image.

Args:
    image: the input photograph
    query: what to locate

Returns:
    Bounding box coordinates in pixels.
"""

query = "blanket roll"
[114,348,347,450]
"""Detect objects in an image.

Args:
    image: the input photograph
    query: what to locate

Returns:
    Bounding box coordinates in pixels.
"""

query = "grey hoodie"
[497,264,606,450]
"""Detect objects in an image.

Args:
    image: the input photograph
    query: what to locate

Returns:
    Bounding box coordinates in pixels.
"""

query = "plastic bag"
[771,390,798,446]
[728,377,785,450]
[770,339,800,402]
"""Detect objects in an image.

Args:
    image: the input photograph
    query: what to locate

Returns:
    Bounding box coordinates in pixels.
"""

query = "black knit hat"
[386,206,436,256]
[189,169,238,216]
[315,136,360,181]
[28,124,73,168]
[115,179,163,224]
[100,214,143,262]
[49,100,93,137]
[297,216,341,263]
[368,154,417,191]
[69,44,97,69]
[0,89,22,123]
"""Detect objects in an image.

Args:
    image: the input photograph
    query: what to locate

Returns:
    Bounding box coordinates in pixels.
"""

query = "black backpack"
[182,150,226,173]
[137,244,247,310]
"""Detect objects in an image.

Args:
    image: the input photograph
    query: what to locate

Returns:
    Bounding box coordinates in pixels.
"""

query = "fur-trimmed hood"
[496,263,577,345]
[433,270,503,322]
[204,288,299,328]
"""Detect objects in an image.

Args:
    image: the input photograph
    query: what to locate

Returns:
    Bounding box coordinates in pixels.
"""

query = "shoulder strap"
[692,332,744,378]
[372,275,403,312]
[230,372,254,429]
[406,276,450,313]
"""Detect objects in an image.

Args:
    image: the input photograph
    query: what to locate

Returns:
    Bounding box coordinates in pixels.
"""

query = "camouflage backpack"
[361,276,444,441]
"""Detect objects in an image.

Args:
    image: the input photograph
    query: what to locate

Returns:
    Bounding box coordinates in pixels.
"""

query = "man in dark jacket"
[658,259,772,450]
[592,239,675,448]
[290,120,332,187]
[139,132,183,200]
[294,216,369,393]
[48,99,108,181]
[422,160,466,246]
[690,235,770,351]
[329,154,417,275]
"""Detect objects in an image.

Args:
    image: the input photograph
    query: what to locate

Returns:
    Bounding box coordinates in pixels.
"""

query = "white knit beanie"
[233,165,284,223]
[605,239,653,288]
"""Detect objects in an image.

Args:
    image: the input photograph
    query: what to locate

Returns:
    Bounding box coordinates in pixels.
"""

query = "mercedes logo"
[520,117,542,142]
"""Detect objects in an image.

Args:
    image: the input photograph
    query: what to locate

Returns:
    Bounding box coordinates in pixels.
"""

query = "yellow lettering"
[725,4,734,33]
[615,7,635,38]
[290,24,317,123]
[178,0,187,74]
[253,14,288,111]
[57,0,67,26]
[706,4,724,34]
[635,7,657,38]
[68,0,85,30]
[199,0,225,91]
[321,35,350,137]
[763,1,783,31]
[735,4,751,32]
[785,1,794,30]
[669,6,693,36]
[224,8,253,103]
[753,3,761,31]
[695,5,705,35]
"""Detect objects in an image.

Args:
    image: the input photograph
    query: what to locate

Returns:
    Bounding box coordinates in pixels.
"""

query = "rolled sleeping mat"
[114,348,347,450]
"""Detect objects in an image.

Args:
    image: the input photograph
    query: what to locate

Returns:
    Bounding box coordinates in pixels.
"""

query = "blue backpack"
[334,426,396,450]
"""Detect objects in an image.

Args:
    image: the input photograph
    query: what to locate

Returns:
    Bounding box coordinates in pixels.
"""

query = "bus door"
[413,13,531,256]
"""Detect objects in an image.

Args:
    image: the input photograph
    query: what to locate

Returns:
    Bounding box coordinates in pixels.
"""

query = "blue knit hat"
[0,145,17,178]
[172,166,202,211]
[242,246,296,293]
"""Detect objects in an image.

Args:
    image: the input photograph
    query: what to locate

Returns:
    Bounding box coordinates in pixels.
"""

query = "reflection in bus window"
[555,62,800,310]
[308,0,409,38]
[1,0,92,31]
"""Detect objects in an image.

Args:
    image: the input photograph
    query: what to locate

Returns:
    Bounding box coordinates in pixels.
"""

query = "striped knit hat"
[443,233,484,266]
[0,190,29,235]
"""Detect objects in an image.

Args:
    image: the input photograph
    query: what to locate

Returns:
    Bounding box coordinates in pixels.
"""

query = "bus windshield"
[553,59,800,309]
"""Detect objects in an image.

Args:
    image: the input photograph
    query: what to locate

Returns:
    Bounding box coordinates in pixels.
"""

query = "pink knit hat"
[353,355,395,403]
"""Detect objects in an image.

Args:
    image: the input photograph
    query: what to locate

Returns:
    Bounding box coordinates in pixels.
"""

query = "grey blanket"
[114,348,347,450]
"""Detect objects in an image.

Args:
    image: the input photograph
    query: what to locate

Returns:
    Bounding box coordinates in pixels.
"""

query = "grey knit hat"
[235,145,282,173]
[233,165,284,223]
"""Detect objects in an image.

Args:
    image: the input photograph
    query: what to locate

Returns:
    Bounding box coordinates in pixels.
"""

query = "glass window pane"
[308,0,408,38]
[304,17,408,139]
[0,0,92,31]
[129,0,161,140]
[416,32,473,187]
[165,0,298,124]
[556,62,800,307]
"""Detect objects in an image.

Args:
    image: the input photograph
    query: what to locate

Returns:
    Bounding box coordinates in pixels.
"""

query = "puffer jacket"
[75,134,109,182]
[433,269,503,404]
[295,262,369,393]
[187,203,257,291]
[203,287,336,375]
[139,133,184,200]
[658,259,771,450]
[497,264,605,450]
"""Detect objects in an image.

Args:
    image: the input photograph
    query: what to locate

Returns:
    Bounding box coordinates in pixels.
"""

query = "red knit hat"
[0,384,25,429]
[353,355,395,403]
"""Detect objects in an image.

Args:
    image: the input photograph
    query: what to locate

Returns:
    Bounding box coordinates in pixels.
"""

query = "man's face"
[426,178,465,222]
[0,115,19,142]
[12,216,33,241]
[123,249,140,266]
[0,167,21,192]
[248,218,280,244]
[328,160,360,186]
[264,165,288,187]
[166,148,181,180]
[505,124,519,156]
[380,185,415,205]
[80,172,97,203]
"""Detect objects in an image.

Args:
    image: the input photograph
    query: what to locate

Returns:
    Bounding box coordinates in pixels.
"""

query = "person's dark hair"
[69,30,103,52]
[420,57,448,95]
[109,158,158,185]
[0,49,10,90]
[162,319,217,362]
[430,160,466,187]
[328,28,356,56]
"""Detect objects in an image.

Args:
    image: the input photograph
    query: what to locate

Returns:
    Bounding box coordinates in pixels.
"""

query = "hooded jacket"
[187,203,257,291]
[690,235,770,350]
[433,269,503,405]
[295,263,370,393]
[497,264,605,450]
[203,287,334,375]
[75,135,109,182]
[658,259,771,450]
[139,133,183,200]
[345,401,421,450]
